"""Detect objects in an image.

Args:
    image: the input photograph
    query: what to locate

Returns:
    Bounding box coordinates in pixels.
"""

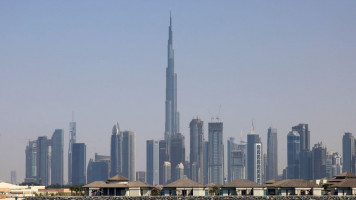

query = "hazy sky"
[1,1,356,183]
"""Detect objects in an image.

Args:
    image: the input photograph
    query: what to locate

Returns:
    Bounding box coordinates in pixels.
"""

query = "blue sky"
[1,1,356,182]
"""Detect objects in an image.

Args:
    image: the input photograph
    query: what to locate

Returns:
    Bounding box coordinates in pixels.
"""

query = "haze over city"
[1,0,356,184]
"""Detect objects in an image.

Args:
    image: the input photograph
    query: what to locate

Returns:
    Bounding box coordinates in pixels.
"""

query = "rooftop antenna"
[251,119,255,134]
[216,104,222,122]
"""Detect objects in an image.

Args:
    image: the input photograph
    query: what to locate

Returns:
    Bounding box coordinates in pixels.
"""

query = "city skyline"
[1,1,356,182]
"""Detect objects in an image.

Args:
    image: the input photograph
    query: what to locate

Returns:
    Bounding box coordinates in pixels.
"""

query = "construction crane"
[216,105,222,122]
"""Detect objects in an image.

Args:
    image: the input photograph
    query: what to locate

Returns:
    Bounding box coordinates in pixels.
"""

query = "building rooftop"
[164,178,203,188]
[107,174,129,182]
[223,179,262,188]
[266,179,321,188]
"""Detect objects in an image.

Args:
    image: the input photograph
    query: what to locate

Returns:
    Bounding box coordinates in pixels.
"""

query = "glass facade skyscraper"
[146,140,159,185]
[266,127,278,181]
[287,131,300,179]
[189,118,204,184]
[208,122,224,185]
[51,129,64,185]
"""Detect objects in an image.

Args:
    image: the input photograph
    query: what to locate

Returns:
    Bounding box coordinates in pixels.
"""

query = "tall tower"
[110,122,122,177]
[165,12,180,142]
[122,131,136,181]
[343,132,355,173]
[189,118,204,184]
[287,131,300,179]
[208,122,224,185]
[266,127,278,181]
[68,118,76,185]
[247,130,262,184]
[146,140,159,185]
[51,129,64,185]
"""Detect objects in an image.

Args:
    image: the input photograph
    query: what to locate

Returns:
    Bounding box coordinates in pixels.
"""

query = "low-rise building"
[83,174,153,196]
[161,178,205,196]
[265,179,322,196]
[221,179,264,196]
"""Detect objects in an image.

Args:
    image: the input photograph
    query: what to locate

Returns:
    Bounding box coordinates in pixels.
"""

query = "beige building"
[265,179,322,196]
[221,179,264,196]
[83,174,153,196]
[161,178,205,196]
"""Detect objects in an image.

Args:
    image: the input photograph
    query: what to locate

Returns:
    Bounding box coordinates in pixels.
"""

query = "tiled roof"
[267,179,321,188]
[332,179,356,188]
[222,179,262,188]
[127,181,153,188]
[82,181,128,188]
[164,178,204,188]
[205,183,222,188]
[334,172,356,179]
[265,179,277,184]
[108,174,129,182]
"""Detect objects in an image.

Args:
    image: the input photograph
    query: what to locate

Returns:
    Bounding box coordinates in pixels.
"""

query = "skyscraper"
[136,171,146,182]
[51,129,64,185]
[165,13,180,142]
[287,131,300,179]
[292,124,310,151]
[72,143,86,185]
[247,130,262,184]
[68,120,76,185]
[342,132,355,173]
[36,136,49,186]
[332,152,343,177]
[227,137,238,182]
[170,133,185,182]
[175,163,184,180]
[266,127,278,181]
[203,141,209,184]
[189,118,204,184]
[146,140,159,185]
[312,142,327,179]
[10,171,16,184]
[110,122,122,177]
[25,140,37,183]
[122,131,136,181]
[87,158,108,183]
[208,122,224,185]
[293,124,310,180]
[159,140,169,184]
[163,161,171,185]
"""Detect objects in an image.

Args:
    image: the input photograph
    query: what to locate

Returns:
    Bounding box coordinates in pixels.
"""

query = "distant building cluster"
[22,14,350,194]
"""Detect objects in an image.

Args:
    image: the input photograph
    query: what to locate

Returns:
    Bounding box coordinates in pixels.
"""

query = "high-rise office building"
[164,13,179,142]
[189,118,204,184]
[312,142,326,179]
[110,122,122,177]
[175,163,184,180]
[343,132,355,173]
[36,136,49,186]
[136,171,146,182]
[299,150,312,180]
[203,141,209,184]
[87,158,108,183]
[287,131,300,179]
[227,137,238,182]
[170,133,185,182]
[146,140,159,185]
[292,124,310,151]
[87,154,110,183]
[332,152,343,177]
[230,149,245,181]
[10,171,16,184]
[163,161,171,185]
[25,140,37,183]
[326,151,334,178]
[159,140,169,184]
[266,127,278,181]
[95,153,110,179]
[72,143,86,185]
[208,122,224,185]
[247,129,263,184]
[122,131,136,181]
[51,129,64,185]
[68,120,76,185]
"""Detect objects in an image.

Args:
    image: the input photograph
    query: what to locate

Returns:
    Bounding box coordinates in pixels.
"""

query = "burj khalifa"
[165,13,180,142]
